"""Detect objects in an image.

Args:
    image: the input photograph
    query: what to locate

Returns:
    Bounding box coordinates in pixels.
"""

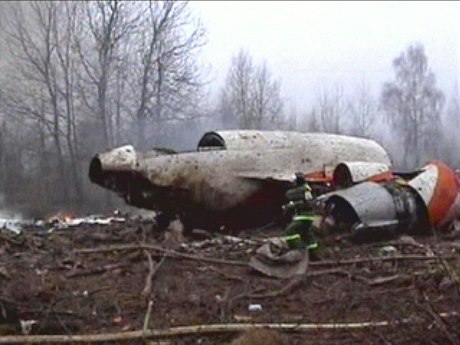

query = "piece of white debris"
[379,245,398,255]
[248,304,262,312]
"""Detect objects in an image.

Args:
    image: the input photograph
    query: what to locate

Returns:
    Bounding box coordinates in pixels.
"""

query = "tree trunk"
[137,117,146,150]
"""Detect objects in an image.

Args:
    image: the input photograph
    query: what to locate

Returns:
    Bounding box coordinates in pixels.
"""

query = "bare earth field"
[1,215,459,345]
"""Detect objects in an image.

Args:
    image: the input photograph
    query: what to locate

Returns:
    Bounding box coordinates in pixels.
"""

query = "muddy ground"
[1,214,459,345]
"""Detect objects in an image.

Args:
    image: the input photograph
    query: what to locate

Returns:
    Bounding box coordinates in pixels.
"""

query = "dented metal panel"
[332,161,391,188]
[326,182,397,224]
[96,145,137,171]
[321,180,428,242]
[408,161,460,227]
[407,163,439,205]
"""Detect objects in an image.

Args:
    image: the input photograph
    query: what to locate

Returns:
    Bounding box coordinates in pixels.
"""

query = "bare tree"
[381,43,445,168]
[76,0,140,149]
[306,108,321,132]
[130,1,206,149]
[284,104,298,131]
[53,1,85,202]
[348,80,377,138]
[219,89,236,129]
[442,82,460,165]
[0,120,6,199]
[446,82,460,127]
[3,1,73,202]
[295,107,321,133]
[220,49,254,128]
[317,84,346,133]
[220,49,284,129]
[252,61,283,129]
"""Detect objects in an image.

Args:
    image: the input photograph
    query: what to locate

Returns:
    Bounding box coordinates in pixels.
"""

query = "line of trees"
[0,0,206,215]
[218,49,284,130]
[0,1,458,216]
[294,44,458,169]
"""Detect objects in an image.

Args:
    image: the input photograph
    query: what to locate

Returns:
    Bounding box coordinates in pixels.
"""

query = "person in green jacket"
[281,172,320,251]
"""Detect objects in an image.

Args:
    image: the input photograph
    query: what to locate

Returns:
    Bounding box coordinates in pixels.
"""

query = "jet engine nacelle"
[322,161,460,242]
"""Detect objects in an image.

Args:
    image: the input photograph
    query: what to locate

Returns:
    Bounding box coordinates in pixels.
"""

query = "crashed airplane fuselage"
[89,130,391,230]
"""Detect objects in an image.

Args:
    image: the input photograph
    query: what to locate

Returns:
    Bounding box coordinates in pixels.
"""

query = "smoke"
[0,208,25,222]
[0,193,30,233]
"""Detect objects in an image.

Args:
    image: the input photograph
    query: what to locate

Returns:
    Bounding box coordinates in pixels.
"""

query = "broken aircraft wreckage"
[89,130,391,231]
[89,130,460,236]
[321,160,460,241]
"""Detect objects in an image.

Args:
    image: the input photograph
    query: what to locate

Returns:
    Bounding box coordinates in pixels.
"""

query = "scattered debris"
[48,214,125,231]
[0,218,36,234]
[0,216,459,344]
[0,213,125,234]
[248,242,309,279]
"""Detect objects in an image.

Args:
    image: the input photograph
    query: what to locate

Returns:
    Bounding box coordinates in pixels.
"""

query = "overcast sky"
[191,1,460,111]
